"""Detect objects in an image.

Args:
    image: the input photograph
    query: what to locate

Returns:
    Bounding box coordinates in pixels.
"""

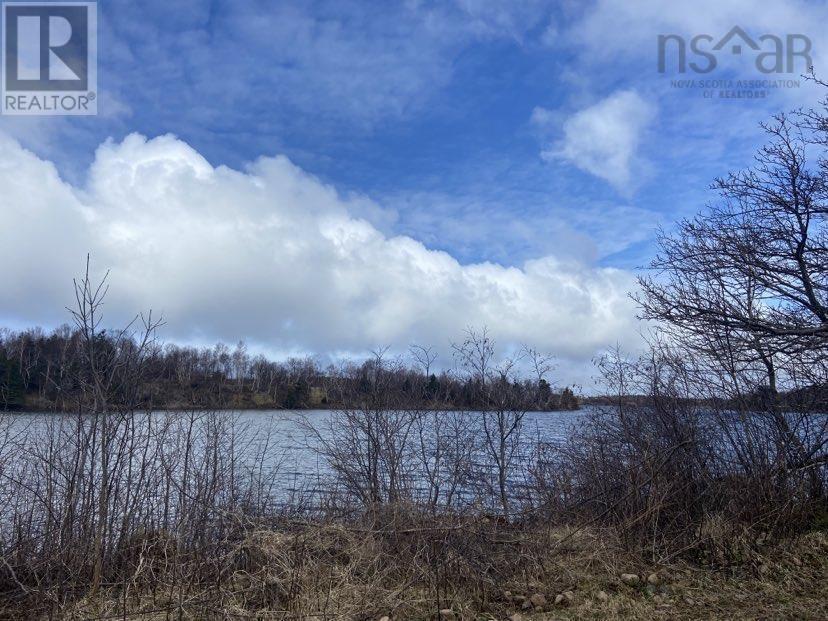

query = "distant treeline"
[582,384,828,413]
[0,326,579,412]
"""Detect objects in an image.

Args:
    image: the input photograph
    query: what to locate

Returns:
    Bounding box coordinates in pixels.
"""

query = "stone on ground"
[621,573,641,586]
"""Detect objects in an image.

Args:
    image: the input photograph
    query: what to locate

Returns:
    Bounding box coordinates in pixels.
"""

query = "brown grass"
[53,522,828,621]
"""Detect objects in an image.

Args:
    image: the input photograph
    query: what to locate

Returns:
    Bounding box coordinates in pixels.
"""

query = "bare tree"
[409,344,438,378]
[637,112,828,362]
[636,108,828,498]
[301,349,422,507]
[452,328,541,520]
[524,345,556,408]
[67,257,164,594]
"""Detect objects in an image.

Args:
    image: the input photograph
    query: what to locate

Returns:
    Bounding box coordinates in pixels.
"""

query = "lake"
[5,407,590,508]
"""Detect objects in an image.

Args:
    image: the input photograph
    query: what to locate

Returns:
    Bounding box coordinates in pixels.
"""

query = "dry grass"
[51,522,828,621]
[540,531,828,621]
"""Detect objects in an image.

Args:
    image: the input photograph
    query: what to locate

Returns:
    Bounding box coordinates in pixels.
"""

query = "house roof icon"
[713,26,759,54]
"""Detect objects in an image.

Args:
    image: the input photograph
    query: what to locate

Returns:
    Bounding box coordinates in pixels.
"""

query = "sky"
[1,0,827,387]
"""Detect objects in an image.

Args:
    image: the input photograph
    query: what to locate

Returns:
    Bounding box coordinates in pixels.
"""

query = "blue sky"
[15,0,822,266]
[1,0,827,384]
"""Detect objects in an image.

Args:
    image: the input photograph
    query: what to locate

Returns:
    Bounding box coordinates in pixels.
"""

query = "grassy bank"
[49,519,828,620]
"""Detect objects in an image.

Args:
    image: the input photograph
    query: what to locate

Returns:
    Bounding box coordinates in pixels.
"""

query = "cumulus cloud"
[0,132,641,375]
[541,90,656,192]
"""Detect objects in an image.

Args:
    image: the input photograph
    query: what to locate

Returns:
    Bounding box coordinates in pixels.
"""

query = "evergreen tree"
[284,378,310,409]
[559,386,579,411]
[537,378,552,409]
[0,356,24,410]
[426,373,439,400]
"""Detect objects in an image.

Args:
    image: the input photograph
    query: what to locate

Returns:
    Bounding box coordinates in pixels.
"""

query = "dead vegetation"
[49,519,828,620]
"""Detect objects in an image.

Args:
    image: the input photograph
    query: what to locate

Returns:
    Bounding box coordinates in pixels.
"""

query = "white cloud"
[452,0,549,41]
[542,90,656,192]
[0,132,641,372]
[529,105,558,129]
[386,188,660,266]
[98,1,552,135]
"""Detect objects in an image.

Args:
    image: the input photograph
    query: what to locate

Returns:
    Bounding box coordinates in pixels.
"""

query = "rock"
[647,572,661,586]
[378,617,390,621]
[554,591,573,607]
[530,593,547,608]
[620,573,641,586]
[562,590,574,601]
[596,590,610,602]
[509,614,523,621]
[438,610,455,621]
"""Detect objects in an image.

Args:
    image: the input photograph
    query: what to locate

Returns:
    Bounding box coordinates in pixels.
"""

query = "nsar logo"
[658,26,812,75]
